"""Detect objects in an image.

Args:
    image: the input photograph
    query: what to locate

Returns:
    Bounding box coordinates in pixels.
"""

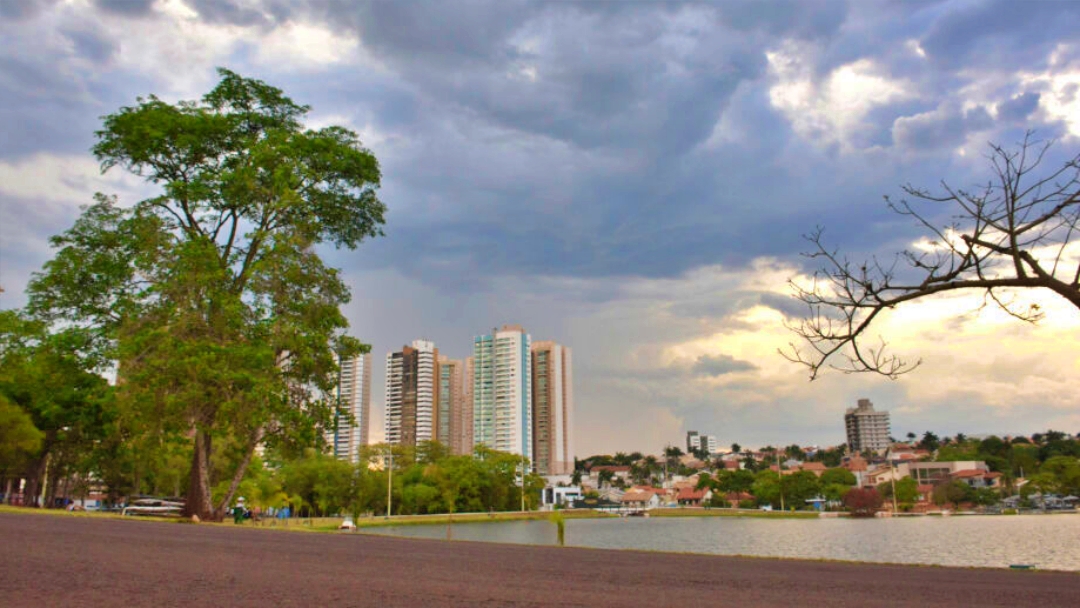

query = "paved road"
[2,512,1078,607]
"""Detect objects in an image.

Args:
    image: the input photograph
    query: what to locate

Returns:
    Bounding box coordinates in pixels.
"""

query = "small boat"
[1009,564,1036,570]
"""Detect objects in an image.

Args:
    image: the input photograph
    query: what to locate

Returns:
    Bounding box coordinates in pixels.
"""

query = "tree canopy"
[25,69,385,519]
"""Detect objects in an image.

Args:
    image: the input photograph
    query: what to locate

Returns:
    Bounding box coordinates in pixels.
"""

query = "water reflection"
[364,514,1080,571]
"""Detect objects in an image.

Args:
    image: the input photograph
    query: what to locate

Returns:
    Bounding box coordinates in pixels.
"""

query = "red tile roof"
[621,490,655,503]
[677,487,708,501]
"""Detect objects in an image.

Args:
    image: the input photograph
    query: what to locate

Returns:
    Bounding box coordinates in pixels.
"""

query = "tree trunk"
[182,429,214,520]
[214,425,264,520]
[23,451,49,508]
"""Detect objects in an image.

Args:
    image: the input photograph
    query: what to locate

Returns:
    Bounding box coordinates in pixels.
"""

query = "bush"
[843,487,883,517]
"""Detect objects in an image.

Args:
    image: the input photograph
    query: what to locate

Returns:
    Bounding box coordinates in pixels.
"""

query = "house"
[797,462,827,477]
[950,469,1002,489]
[722,460,742,471]
[724,492,755,508]
[676,487,711,507]
[621,490,661,510]
[541,486,583,508]
[598,487,626,502]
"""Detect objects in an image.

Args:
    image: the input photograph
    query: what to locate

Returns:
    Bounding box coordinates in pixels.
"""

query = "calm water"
[364,514,1080,571]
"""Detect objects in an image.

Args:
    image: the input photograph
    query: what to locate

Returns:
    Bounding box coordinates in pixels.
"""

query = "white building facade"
[328,352,372,463]
[473,325,532,460]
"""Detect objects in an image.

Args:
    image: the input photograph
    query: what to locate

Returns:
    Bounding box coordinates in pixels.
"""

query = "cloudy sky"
[2,0,1079,455]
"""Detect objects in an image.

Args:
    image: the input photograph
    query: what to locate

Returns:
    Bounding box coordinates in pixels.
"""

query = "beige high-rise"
[437,356,473,455]
[531,341,573,475]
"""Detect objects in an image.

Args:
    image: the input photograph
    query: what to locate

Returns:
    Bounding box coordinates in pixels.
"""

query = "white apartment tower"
[472,325,532,460]
[385,340,439,447]
[531,341,573,475]
[845,398,891,454]
[329,352,372,463]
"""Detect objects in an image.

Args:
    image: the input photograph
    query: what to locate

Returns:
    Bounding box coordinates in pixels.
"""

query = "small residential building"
[621,490,661,510]
[950,469,1002,489]
[797,462,827,477]
[541,486,583,508]
[724,492,755,508]
[676,487,711,507]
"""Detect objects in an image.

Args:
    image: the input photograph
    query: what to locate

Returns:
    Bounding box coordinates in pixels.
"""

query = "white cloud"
[255,21,363,72]
[0,153,145,205]
[767,42,913,151]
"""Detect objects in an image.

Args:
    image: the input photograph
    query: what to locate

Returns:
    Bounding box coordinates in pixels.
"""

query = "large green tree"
[27,69,385,520]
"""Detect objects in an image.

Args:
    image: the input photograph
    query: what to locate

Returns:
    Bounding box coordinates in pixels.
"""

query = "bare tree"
[784,133,1080,379]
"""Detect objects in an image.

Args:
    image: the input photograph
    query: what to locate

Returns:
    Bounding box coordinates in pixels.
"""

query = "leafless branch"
[783,135,1080,380]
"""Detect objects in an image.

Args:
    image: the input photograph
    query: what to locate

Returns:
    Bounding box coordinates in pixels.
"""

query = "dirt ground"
[1,512,1078,607]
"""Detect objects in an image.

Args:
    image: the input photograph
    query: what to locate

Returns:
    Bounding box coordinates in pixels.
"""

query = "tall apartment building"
[385,340,439,447]
[531,341,573,475]
[686,431,720,455]
[437,356,473,455]
[845,398,891,454]
[327,352,373,463]
[472,325,532,460]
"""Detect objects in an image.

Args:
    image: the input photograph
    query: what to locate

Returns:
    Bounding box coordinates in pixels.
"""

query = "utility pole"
[385,449,394,518]
[890,465,898,514]
[777,450,785,512]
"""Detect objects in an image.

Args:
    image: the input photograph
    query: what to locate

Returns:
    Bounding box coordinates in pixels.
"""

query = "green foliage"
[0,395,43,475]
[932,480,973,506]
[820,467,856,487]
[0,312,115,505]
[894,476,919,503]
[749,469,821,510]
[25,69,385,519]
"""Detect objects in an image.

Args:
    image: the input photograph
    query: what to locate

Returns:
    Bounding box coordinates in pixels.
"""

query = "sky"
[1,0,1079,456]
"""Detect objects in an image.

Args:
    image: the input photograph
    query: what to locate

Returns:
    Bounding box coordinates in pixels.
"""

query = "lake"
[363,514,1080,571]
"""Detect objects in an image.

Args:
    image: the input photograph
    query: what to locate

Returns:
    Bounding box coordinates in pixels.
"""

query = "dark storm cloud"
[92,0,155,17]
[2,0,1078,292]
[893,104,995,150]
[919,0,1080,71]
[0,0,56,20]
[63,28,119,64]
[997,92,1041,122]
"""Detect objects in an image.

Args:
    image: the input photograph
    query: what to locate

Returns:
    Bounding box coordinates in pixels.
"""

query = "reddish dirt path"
[1,512,1077,607]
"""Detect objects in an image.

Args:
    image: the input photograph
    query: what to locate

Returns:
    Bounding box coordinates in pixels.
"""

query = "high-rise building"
[328,352,373,463]
[385,340,439,447]
[531,341,573,475]
[472,325,531,460]
[437,356,473,455]
[845,398,891,453]
[686,431,720,455]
